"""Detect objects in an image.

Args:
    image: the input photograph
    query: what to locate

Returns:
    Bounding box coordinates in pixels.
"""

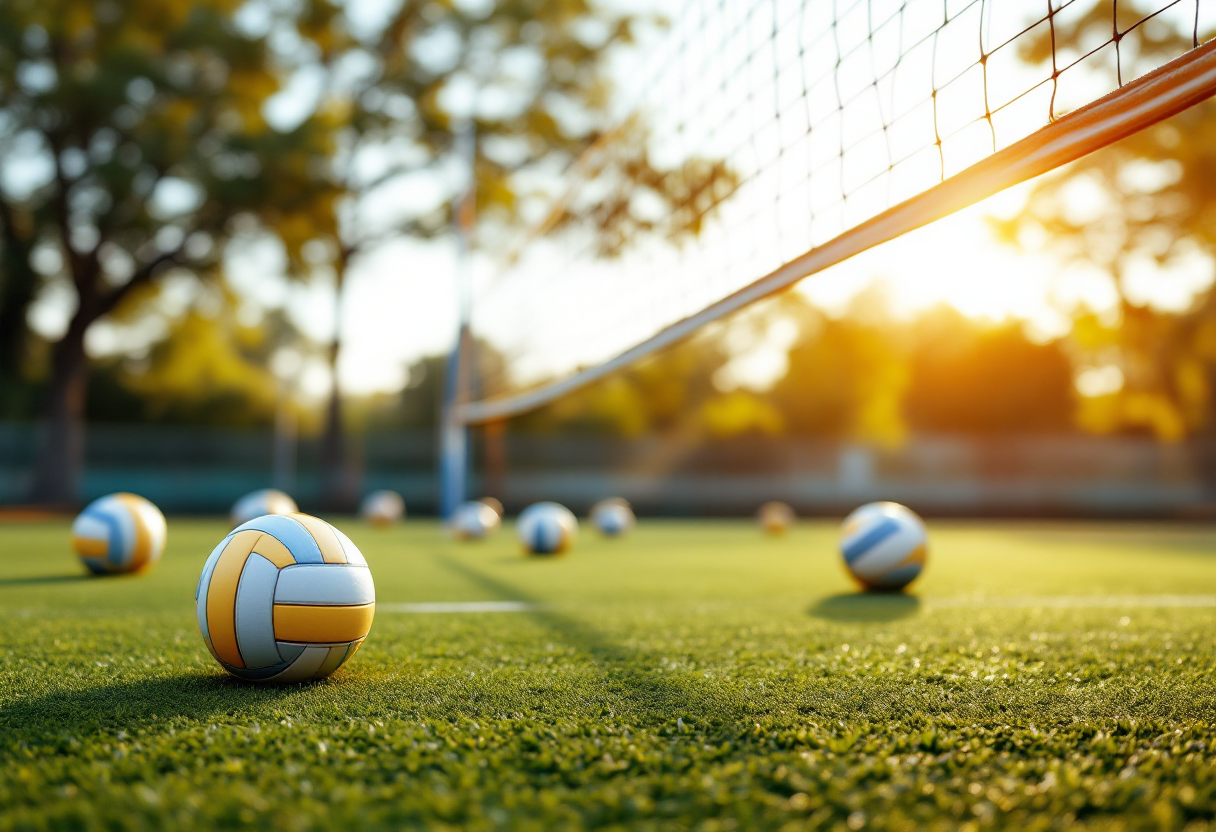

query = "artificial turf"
[1,518,1215,831]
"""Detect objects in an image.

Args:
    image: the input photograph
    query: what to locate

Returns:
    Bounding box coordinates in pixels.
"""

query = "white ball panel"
[234,553,281,668]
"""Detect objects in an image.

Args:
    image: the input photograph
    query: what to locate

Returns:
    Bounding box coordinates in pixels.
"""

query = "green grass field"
[2,519,1215,831]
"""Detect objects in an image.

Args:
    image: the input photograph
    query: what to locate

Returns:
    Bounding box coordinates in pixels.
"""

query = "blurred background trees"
[0,0,338,504]
[2,0,1216,510]
[0,0,740,507]
[274,0,666,508]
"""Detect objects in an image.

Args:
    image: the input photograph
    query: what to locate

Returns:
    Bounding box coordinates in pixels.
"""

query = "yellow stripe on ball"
[206,530,263,668]
[72,535,108,557]
[896,543,927,568]
[273,603,375,643]
[289,514,348,564]
[249,533,297,569]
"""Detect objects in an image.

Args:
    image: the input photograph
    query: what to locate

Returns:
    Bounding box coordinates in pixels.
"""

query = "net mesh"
[465,0,1213,413]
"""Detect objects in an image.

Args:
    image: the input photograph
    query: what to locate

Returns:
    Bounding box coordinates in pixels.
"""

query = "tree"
[86,297,300,429]
[904,309,1074,434]
[0,0,338,504]
[276,0,738,508]
[768,294,908,444]
[994,3,1216,440]
[521,335,734,437]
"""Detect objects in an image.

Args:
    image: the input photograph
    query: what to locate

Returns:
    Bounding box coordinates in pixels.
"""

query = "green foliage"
[0,0,338,351]
[769,300,909,444]
[365,340,510,434]
[516,336,731,436]
[2,519,1216,829]
[905,309,1075,435]
[86,309,289,428]
[496,296,1077,440]
[547,118,742,258]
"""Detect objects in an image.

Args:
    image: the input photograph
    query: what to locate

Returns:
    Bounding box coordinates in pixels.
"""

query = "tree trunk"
[28,313,90,506]
[0,256,38,379]
[320,264,355,511]
[320,360,355,511]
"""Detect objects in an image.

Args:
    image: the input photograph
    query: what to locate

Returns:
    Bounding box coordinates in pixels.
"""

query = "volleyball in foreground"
[839,501,927,591]
[230,488,297,527]
[449,500,500,540]
[518,502,578,555]
[196,513,374,683]
[360,490,405,526]
[72,493,167,575]
[478,496,504,518]
[591,498,634,537]
[758,501,795,535]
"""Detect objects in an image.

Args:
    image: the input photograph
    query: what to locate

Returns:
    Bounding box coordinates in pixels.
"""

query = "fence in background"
[1,422,1214,517]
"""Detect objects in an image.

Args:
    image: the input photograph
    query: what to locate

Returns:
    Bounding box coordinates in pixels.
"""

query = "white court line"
[379,601,536,614]
[927,595,1216,609]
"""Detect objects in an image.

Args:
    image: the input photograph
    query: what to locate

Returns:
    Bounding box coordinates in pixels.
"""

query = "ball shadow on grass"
[808,591,922,622]
[0,573,93,587]
[0,672,301,745]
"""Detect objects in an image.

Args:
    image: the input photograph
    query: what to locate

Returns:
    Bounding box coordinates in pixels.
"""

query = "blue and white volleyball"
[449,500,500,540]
[230,489,298,528]
[72,493,167,575]
[196,513,374,683]
[518,502,578,555]
[758,501,795,535]
[839,502,927,591]
[360,490,405,527]
[591,498,634,537]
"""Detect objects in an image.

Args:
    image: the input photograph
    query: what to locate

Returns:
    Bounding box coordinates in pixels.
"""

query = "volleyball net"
[455,0,1216,425]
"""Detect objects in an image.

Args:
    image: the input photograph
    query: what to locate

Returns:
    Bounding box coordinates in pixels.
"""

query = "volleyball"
[72,493,167,575]
[518,501,578,555]
[360,490,405,526]
[591,498,635,537]
[478,496,504,518]
[839,501,927,591]
[757,501,795,535]
[449,500,500,539]
[196,513,374,683]
[230,489,297,527]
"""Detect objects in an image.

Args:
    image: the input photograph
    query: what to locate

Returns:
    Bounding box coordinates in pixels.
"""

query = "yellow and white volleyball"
[72,493,167,575]
[757,501,795,535]
[360,490,405,527]
[590,498,635,537]
[839,501,927,591]
[518,501,578,555]
[449,500,500,540]
[230,488,297,528]
[196,513,374,683]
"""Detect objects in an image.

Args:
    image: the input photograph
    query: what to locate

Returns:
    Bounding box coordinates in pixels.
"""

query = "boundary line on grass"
[927,595,1216,609]
[379,601,536,614]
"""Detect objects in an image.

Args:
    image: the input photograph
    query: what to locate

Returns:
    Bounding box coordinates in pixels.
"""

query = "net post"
[438,120,476,519]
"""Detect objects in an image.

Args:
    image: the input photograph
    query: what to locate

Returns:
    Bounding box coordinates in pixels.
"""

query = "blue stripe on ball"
[232,515,324,563]
[535,521,561,553]
[85,507,127,568]
[842,516,900,564]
